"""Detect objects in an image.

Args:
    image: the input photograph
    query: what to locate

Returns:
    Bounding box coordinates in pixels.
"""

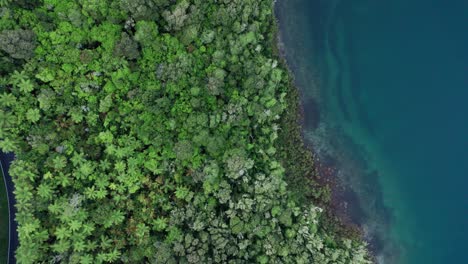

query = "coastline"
[3,1,467,262]
[272,1,370,252]
[272,1,402,263]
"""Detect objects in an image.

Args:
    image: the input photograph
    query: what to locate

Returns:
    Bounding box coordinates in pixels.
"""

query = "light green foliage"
[134,20,159,47]
[0,0,11,8]
[25,108,40,123]
[0,1,372,263]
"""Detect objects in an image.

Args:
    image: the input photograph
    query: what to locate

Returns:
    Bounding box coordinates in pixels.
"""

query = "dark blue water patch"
[275,0,334,91]
[301,98,321,130]
[0,152,17,264]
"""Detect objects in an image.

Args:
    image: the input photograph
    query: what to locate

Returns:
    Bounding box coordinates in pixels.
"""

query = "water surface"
[276,0,468,263]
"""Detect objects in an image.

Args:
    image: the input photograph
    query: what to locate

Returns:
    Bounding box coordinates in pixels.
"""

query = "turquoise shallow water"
[276,0,468,263]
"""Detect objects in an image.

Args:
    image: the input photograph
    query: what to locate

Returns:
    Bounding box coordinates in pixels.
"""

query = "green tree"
[114,32,140,60]
[0,29,36,59]
[1,1,372,263]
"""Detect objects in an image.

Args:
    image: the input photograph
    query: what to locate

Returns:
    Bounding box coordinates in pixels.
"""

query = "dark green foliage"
[0,1,371,263]
[0,55,16,74]
[113,33,140,60]
[0,29,36,59]
[275,74,328,203]
[5,0,41,10]
[119,0,169,21]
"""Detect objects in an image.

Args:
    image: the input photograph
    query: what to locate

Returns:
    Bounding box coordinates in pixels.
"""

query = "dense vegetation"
[0,0,371,263]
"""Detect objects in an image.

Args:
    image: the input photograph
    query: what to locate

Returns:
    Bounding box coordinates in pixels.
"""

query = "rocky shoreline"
[273,2,382,262]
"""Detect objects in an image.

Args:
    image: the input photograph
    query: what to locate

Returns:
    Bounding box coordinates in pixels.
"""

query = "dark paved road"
[0,152,17,264]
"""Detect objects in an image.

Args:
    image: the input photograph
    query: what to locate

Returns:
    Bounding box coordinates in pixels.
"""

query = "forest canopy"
[0,0,371,263]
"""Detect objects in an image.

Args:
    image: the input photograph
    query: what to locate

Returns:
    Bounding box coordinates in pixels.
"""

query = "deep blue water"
[276,0,468,263]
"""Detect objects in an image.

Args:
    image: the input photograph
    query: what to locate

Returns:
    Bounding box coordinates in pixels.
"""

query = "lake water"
[276,0,468,263]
